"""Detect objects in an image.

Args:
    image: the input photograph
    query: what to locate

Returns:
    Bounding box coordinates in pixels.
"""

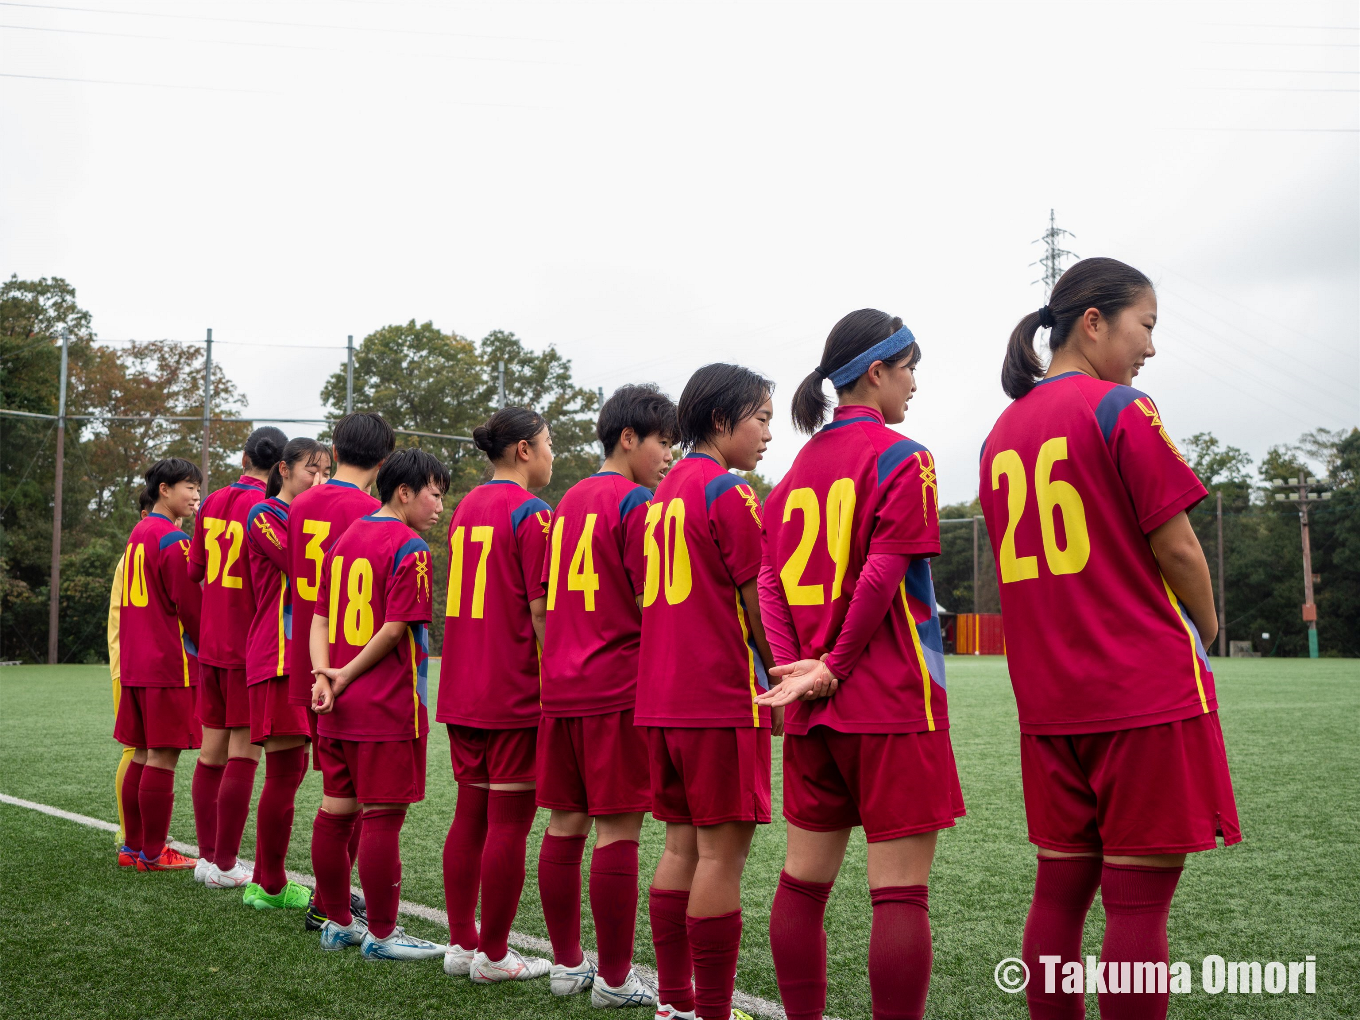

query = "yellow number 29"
[991,437,1090,583]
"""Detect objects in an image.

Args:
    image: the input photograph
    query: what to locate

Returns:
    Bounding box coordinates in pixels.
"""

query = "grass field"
[1,658,1356,1019]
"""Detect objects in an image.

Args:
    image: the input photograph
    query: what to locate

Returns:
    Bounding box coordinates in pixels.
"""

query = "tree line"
[2,275,1355,663]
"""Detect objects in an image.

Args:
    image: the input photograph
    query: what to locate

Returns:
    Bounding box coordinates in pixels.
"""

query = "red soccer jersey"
[436,480,552,730]
[244,496,291,685]
[634,453,770,729]
[315,515,434,742]
[763,405,947,735]
[978,372,1213,735]
[286,479,381,705]
[188,475,268,668]
[539,472,653,718]
[118,513,202,688]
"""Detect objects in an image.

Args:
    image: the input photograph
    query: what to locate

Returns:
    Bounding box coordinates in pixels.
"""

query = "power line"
[0,71,272,93]
[1185,67,1359,73]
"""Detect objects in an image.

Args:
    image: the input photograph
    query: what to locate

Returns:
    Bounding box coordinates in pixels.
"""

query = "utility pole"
[972,516,980,617]
[1272,472,1333,658]
[346,335,355,414]
[497,360,506,408]
[201,327,212,490]
[1031,209,1078,298]
[47,331,70,664]
[1216,491,1226,657]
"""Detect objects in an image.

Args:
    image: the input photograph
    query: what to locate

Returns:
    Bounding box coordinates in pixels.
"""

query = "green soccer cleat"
[247,880,311,910]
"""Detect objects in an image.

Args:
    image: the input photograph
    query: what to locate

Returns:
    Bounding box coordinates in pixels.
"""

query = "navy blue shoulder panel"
[877,438,928,486]
[1094,385,1149,442]
[158,529,188,550]
[704,471,746,510]
[619,485,652,519]
[979,438,987,463]
[392,536,430,575]
[248,500,287,527]
[511,497,552,532]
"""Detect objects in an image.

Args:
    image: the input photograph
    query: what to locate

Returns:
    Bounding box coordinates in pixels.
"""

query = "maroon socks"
[252,745,307,895]
[1097,863,1182,1020]
[868,885,932,1020]
[120,760,145,854]
[1022,856,1103,1020]
[443,783,490,949]
[538,832,587,966]
[590,839,640,987]
[477,789,537,961]
[213,756,257,871]
[358,808,406,940]
[311,808,359,925]
[138,764,177,860]
[649,887,694,1013]
[190,760,224,864]
[770,871,833,1020]
[688,909,743,1020]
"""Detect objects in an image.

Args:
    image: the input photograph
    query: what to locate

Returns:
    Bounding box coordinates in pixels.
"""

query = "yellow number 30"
[991,437,1090,583]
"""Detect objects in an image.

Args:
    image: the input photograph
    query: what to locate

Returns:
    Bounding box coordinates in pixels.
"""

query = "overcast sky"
[3,0,1356,503]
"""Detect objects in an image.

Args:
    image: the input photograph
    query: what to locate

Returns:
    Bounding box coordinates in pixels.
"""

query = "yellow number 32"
[991,437,1090,583]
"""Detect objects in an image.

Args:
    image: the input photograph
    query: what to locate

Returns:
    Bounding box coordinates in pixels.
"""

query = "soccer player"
[114,458,204,872]
[756,310,963,1020]
[438,407,554,984]
[111,489,153,861]
[535,384,677,1007]
[979,258,1240,1020]
[288,410,395,930]
[239,437,331,910]
[634,364,778,1020]
[309,447,451,961]
[187,426,286,889]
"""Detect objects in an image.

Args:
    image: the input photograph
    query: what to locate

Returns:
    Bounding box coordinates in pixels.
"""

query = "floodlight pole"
[498,360,506,408]
[1216,491,1226,657]
[346,335,354,415]
[201,328,213,491]
[47,331,70,664]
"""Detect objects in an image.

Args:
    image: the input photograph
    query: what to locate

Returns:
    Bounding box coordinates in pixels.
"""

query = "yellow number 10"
[991,437,1090,583]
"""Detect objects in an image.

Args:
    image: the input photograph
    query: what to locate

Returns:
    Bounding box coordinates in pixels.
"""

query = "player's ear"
[621,427,636,452]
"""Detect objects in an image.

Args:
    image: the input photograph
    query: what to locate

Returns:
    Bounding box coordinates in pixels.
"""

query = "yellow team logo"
[253,513,282,549]
[535,510,552,535]
[914,450,938,524]
[413,550,431,601]
[178,539,191,559]
[1133,397,1187,464]
[734,484,763,528]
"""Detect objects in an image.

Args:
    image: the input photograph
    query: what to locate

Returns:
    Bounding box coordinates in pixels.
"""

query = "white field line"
[0,792,794,1020]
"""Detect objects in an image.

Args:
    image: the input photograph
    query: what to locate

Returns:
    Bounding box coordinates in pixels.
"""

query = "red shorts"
[447,724,537,785]
[113,685,202,750]
[536,710,651,815]
[248,676,312,745]
[648,726,771,827]
[782,726,965,842]
[197,665,251,729]
[316,734,428,804]
[1021,710,1242,856]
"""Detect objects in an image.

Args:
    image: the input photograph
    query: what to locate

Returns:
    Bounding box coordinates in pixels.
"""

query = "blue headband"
[823,325,916,388]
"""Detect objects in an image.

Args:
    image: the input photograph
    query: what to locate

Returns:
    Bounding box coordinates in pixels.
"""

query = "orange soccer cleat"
[135,847,198,871]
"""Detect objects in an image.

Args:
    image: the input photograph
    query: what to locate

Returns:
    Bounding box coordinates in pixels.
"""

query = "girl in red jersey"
[980,258,1239,1020]
[757,310,963,1020]
[438,407,555,984]
[635,364,779,1020]
[188,426,287,889]
[239,437,330,911]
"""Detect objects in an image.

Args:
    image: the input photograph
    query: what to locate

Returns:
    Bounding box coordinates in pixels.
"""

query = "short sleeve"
[1104,391,1207,533]
[708,478,764,588]
[871,440,942,557]
[620,486,653,597]
[516,500,552,602]
[316,547,334,617]
[388,537,434,624]
[187,510,208,581]
[160,531,202,644]
[247,503,289,573]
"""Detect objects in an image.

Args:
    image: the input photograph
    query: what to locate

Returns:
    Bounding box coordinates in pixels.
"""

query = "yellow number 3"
[991,437,1090,583]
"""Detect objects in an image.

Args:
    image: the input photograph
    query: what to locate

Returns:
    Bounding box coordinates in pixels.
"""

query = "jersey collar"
[823,404,884,430]
[148,512,173,522]
[325,479,359,489]
[1033,370,1086,387]
[234,474,266,489]
[684,452,720,465]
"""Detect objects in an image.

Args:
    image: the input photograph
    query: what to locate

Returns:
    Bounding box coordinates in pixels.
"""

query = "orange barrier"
[955,613,1006,655]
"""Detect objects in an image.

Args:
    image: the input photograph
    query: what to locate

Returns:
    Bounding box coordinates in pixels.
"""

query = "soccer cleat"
[304,890,368,931]
[469,948,552,983]
[361,927,447,962]
[247,880,311,910]
[591,968,658,1009]
[443,945,476,977]
[194,857,212,883]
[117,845,138,868]
[204,862,252,889]
[550,956,597,996]
[730,1012,753,1020]
[136,847,198,871]
[319,915,369,951]
[653,1007,696,1020]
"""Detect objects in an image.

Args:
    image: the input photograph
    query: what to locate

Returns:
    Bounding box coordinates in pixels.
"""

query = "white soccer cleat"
[319,915,369,951]
[551,956,597,996]
[361,926,447,961]
[469,947,552,983]
[443,944,476,976]
[653,1006,696,1020]
[193,857,212,883]
[592,967,658,1009]
[204,862,251,889]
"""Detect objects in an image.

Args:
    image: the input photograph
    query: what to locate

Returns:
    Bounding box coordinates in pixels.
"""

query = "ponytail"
[244,425,288,471]
[793,309,920,435]
[1001,257,1154,400]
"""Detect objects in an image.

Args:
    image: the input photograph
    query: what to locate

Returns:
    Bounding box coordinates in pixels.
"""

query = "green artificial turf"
[0,658,1356,1018]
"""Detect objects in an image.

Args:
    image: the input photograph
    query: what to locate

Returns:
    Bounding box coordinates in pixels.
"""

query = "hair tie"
[815,366,829,381]
[1037,305,1055,329]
